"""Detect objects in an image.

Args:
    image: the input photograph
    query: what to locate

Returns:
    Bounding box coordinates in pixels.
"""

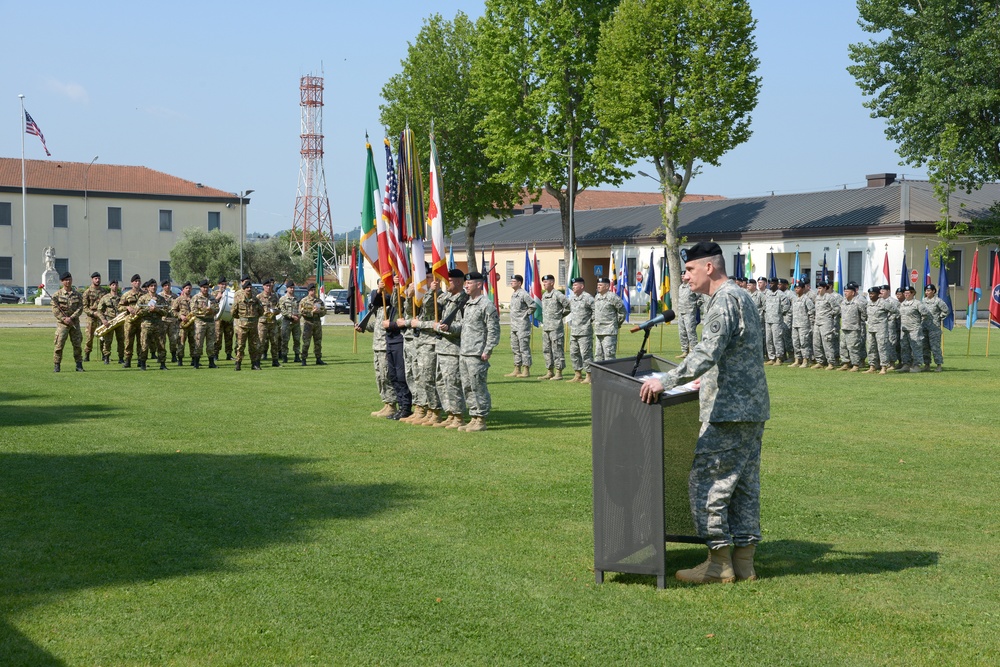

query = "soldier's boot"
[879,366,891,375]
[402,406,426,424]
[568,371,582,383]
[922,363,931,372]
[538,368,554,381]
[772,359,782,367]
[809,362,824,369]
[208,357,218,369]
[849,365,860,372]
[935,364,943,372]
[838,363,851,371]
[234,361,242,371]
[315,358,327,366]
[138,360,146,370]
[864,365,877,374]
[54,363,60,373]
[581,373,591,385]
[123,358,132,368]
[518,366,531,378]
[551,369,563,381]
[910,364,922,373]
[226,354,233,361]
[433,414,456,428]
[504,366,521,378]
[825,363,837,370]
[191,357,200,369]
[460,416,487,432]
[178,358,184,366]
[421,411,443,426]
[85,351,90,362]
[675,352,688,359]
[171,353,177,363]
[272,359,280,367]
[898,365,910,373]
[251,363,262,371]
[103,355,110,365]
[76,361,85,372]
[371,403,395,418]
[732,545,757,582]
[301,358,308,366]
[294,353,301,363]
[787,359,798,368]
[446,414,466,430]
[262,352,268,360]
[675,547,736,584]
[159,361,168,370]
[118,358,124,365]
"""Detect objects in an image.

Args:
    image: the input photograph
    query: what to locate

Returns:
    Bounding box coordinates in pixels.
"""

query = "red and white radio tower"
[290,74,336,270]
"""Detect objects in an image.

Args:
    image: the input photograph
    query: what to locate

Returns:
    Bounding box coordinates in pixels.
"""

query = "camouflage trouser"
[234,319,261,364]
[791,326,812,361]
[510,326,532,367]
[900,327,924,366]
[163,318,180,360]
[436,353,465,415]
[100,325,125,361]
[413,342,440,409]
[192,319,216,360]
[123,319,139,361]
[302,318,322,360]
[541,328,565,370]
[922,324,943,365]
[53,321,83,364]
[459,355,491,418]
[404,336,418,390]
[139,319,165,364]
[569,334,593,373]
[84,315,99,354]
[865,329,883,368]
[690,421,764,550]
[765,322,786,361]
[177,321,192,360]
[888,321,900,364]
[678,313,698,353]
[216,319,234,357]
[814,325,838,364]
[783,315,793,358]
[841,329,865,366]
[280,318,301,359]
[373,347,395,404]
[594,334,618,362]
[258,320,280,361]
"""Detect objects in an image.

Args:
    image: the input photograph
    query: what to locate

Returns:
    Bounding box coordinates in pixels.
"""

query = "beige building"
[1,157,243,289]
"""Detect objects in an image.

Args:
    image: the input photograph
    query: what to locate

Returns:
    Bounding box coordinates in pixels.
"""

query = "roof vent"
[866,173,896,188]
[196,183,204,188]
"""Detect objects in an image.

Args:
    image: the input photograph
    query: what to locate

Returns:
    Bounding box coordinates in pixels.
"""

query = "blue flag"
[769,251,777,281]
[644,250,659,316]
[900,255,910,289]
[938,260,954,331]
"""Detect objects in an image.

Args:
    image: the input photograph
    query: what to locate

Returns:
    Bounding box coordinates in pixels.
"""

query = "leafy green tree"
[169,229,240,284]
[593,0,760,304]
[848,1,1000,258]
[380,12,521,272]
[472,0,631,271]
[243,237,313,285]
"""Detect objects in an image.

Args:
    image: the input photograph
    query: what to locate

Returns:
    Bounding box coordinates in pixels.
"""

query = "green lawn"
[1,324,998,666]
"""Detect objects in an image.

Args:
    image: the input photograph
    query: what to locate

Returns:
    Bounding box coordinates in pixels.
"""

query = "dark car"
[324,289,350,314]
[0,285,20,304]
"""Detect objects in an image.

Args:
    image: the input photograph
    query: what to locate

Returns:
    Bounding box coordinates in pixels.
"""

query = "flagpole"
[19,94,28,304]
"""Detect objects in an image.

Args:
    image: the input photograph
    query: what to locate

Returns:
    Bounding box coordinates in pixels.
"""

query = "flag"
[793,249,801,283]
[382,138,408,290]
[820,253,828,284]
[530,248,543,326]
[24,110,51,156]
[377,139,396,292]
[769,251,777,281]
[745,248,753,282]
[348,245,359,324]
[967,248,981,329]
[834,248,843,295]
[359,141,381,269]
[938,260,954,331]
[923,247,932,287]
[428,132,448,281]
[659,254,671,311]
[609,248,618,287]
[411,238,427,302]
[990,251,1000,329]
[618,247,631,322]
[644,250,659,316]
[566,247,580,297]
[882,249,891,285]
[448,242,456,271]
[900,254,910,290]
[316,245,325,299]
[489,247,499,311]
[524,246,534,304]
[396,127,425,243]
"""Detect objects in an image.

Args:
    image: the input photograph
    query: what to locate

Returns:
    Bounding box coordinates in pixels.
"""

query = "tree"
[243,236,313,285]
[592,0,760,305]
[848,1,1000,259]
[472,0,631,273]
[380,12,521,272]
[169,229,240,284]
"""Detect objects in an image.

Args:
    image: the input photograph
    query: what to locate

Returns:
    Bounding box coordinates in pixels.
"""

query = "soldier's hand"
[410,318,420,328]
[354,324,364,333]
[639,378,665,404]
[437,323,449,333]
[395,318,407,328]
[481,352,491,361]
[381,320,390,330]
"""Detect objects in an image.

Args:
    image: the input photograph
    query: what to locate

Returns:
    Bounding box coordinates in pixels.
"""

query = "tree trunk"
[543,183,579,284]
[656,156,695,309]
[464,214,479,273]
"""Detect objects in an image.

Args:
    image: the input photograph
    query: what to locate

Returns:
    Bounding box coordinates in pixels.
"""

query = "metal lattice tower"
[290,74,336,271]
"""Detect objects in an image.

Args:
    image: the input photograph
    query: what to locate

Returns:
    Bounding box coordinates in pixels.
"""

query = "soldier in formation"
[214,277,235,361]
[190,279,219,368]
[82,271,103,362]
[173,281,193,366]
[232,278,263,371]
[278,280,302,363]
[838,282,867,371]
[921,284,948,372]
[257,278,281,367]
[676,276,703,359]
[299,284,327,365]
[506,274,534,378]
[52,271,85,372]
[567,277,595,384]
[763,278,790,365]
[788,280,814,367]
[539,274,570,380]
[159,279,180,364]
[119,274,143,368]
[593,277,626,363]
[96,279,125,365]
[136,279,167,370]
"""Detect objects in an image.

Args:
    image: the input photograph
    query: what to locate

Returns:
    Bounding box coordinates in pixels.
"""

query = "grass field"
[1,323,998,666]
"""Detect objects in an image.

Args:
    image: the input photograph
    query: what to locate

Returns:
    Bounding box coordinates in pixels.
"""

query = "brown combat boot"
[675,547,736,584]
[732,545,757,581]
[445,414,466,430]
[371,403,395,418]
[581,373,591,385]
[538,368,554,381]
[675,352,687,359]
[433,414,456,428]
[551,369,563,381]
[772,359,782,367]
[422,411,443,426]
[849,365,860,372]
[825,363,837,370]
[838,363,851,371]
[568,371,582,383]
[810,362,824,369]
[402,406,426,423]
[879,366,892,375]
[518,366,531,378]
[504,366,521,378]
[458,416,487,432]
[864,365,877,374]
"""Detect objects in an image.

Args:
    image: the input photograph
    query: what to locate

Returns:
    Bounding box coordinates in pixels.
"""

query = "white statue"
[38,246,59,305]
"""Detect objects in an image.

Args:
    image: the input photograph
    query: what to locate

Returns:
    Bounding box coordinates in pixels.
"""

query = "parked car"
[275,285,310,302]
[0,285,21,304]
[324,289,349,314]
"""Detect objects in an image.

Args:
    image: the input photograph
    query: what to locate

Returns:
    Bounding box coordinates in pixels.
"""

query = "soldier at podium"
[639,241,769,585]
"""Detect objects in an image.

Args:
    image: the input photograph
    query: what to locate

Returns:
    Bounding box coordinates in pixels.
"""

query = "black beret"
[447,269,465,279]
[904,285,916,293]
[182,281,192,288]
[541,274,555,281]
[794,280,806,288]
[285,280,294,288]
[242,279,252,288]
[306,283,316,291]
[925,284,936,292]
[60,271,72,280]
[597,277,611,284]
[681,241,723,262]
[198,279,210,287]
[241,275,251,283]
[161,279,171,286]
[846,281,860,291]
[572,276,585,285]
[424,262,432,272]
[512,274,524,283]
[757,276,768,282]
[895,287,905,294]
[880,284,891,291]
[465,271,485,281]
[868,286,880,294]
[90,271,101,279]
[816,280,828,288]
[108,279,119,286]
[778,278,789,285]
[218,276,228,284]
[131,274,141,282]
[769,277,780,283]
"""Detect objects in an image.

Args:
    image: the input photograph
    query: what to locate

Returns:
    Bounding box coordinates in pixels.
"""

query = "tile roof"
[0,157,237,200]
[456,180,1000,248]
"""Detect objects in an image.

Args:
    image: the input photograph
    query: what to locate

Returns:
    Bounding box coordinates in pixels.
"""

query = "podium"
[589,354,702,589]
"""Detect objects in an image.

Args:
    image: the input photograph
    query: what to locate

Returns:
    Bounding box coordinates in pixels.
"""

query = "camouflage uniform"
[568,290,595,374]
[365,294,395,405]
[593,290,626,361]
[840,293,868,367]
[813,291,839,365]
[749,286,766,355]
[676,282,702,355]
[232,288,264,367]
[278,290,302,361]
[887,296,902,365]
[299,293,327,361]
[52,285,84,365]
[256,290,281,363]
[190,291,219,362]
[412,289,444,412]
[401,292,419,391]
[763,288,790,362]
[921,294,949,366]
[790,290,814,363]
[135,292,166,366]
[214,286,235,359]
[172,292,193,362]
[433,291,466,416]
[82,284,103,358]
[865,294,890,369]
[899,298,927,366]
[509,287,535,368]
[781,287,794,359]
[159,288,179,362]
[541,289,570,371]
[651,279,769,549]
[118,286,143,364]
[96,291,124,361]
[827,291,845,362]
[451,293,501,418]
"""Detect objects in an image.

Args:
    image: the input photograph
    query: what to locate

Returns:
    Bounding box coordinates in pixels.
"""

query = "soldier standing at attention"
[190,279,219,369]
[639,242,769,585]
[749,277,767,355]
[173,281,193,366]
[567,277,595,384]
[409,276,445,425]
[299,284,327,366]
[763,278,789,366]
[400,280,421,415]
[676,275,701,359]
[430,269,467,429]
[539,274,570,380]
[257,278,281,367]
[119,274,143,368]
[593,277,626,363]
[52,271,85,372]
[136,279,167,370]
[789,280,814,367]
[81,271,103,362]
[838,282,868,371]
[232,278,264,371]
[864,286,889,374]
[921,284,948,372]
[159,280,179,364]
[506,274,535,378]
[443,271,500,432]
[898,285,928,372]
[358,279,396,418]
[778,279,794,361]
[889,287,904,367]
[96,279,124,365]
[214,277,235,361]
[278,280,302,363]
[811,282,838,369]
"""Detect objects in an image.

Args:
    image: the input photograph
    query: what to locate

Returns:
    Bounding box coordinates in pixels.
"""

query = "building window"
[160,261,171,284]
[54,204,68,228]
[108,260,122,284]
[626,257,637,287]
[946,250,962,288]
[108,207,122,230]
[0,202,11,226]
[847,251,863,286]
[506,260,514,282]
[159,210,173,231]
[208,211,220,231]
[55,258,69,276]
[558,259,566,286]
[0,256,12,280]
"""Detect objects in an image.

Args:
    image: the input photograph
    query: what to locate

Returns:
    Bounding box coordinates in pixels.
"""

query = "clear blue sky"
[5,0,918,237]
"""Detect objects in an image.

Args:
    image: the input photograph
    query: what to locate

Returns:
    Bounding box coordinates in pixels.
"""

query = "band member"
[257,278,281,367]
[52,271,84,372]
[214,276,235,360]
[299,284,327,365]
[160,279,180,363]
[96,279,125,364]
[136,279,167,370]
[119,274,143,368]
[82,271,103,362]
[173,281,194,365]
[278,280,302,363]
[190,279,219,368]
[232,278,264,371]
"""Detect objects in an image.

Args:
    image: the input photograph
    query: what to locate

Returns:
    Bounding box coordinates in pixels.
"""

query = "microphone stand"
[631,327,653,377]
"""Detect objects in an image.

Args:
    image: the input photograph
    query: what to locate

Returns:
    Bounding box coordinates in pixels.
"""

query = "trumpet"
[95,311,129,337]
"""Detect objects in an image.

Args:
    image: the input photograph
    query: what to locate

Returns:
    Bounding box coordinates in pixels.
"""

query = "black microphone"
[629,309,676,333]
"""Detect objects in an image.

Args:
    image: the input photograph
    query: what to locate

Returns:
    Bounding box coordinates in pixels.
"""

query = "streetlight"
[84,156,98,272]
[239,189,254,278]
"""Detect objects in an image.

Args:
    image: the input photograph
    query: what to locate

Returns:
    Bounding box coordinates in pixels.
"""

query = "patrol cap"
[572,276,585,285]
[512,274,524,283]
[60,271,72,280]
[447,268,465,279]
[465,271,485,281]
[680,241,723,262]
[846,281,860,291]
[925,284,937,292]
[182,281,192,288]
[895,287,905,294]
[597,277,611,284]
[131,274,141,283]
[90,271,101,279]
[541,274,555,281]
[868,286,880,295]
[198,278,210,287]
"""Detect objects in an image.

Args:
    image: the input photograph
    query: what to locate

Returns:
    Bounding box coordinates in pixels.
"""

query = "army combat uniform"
[159,287,179,363]
[365,292,396,410]
[898,296,928,370]
[540,288,570,378]
[189,290,219,367]
[433,290,466,426]
[789,289,814,365]
[136,290,167,369]
[411,288,444,421]
[450,291,501,429]
[257,289,281,366]
[172,291,192,364]
[839,291,868,369]
[232,287,264,370]
[118,284,143,366]
[278,289,302,363]
[508,286,535,375]
[676,281,702,357]
[568,289,595,380]
[763,287,790,364]
[299,292,327,363]
[921,292,949,369]
[81,282,103,361]
[52,283,84,370]
[96,290,125,363]
[593,289,626,362]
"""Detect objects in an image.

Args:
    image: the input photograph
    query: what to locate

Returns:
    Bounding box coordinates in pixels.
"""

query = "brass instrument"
[95,311,129,337]
[181,313,196,330]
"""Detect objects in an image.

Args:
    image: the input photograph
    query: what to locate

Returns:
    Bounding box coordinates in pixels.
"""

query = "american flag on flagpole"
[383,138,409,288]
[24,110,51,156]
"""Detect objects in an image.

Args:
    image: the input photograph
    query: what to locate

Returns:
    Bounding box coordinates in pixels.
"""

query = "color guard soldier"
[278,280,302,363]
[52,271,84,372]
[839,282,867,371]
[96,279,125,364]
[921,284,948,372]
[299,284,327,365]
[81,271,103,362]
[160,279,180,364]
[173,281,193,365]
[257,278,281,367]
[232,278,264,371]
[898,285,928,372]
[190,279,219,368]
[358,278,397,417]
[214,276,235,360]
[789,280,814,367]
[119,273,143,368]
[409,276,445,425]
[430,269,467,428]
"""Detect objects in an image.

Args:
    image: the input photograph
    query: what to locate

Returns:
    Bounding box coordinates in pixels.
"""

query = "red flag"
[990,251,1000,328]
[882,251,891,284]
[489,248,499,311]
[348,245,358,324]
